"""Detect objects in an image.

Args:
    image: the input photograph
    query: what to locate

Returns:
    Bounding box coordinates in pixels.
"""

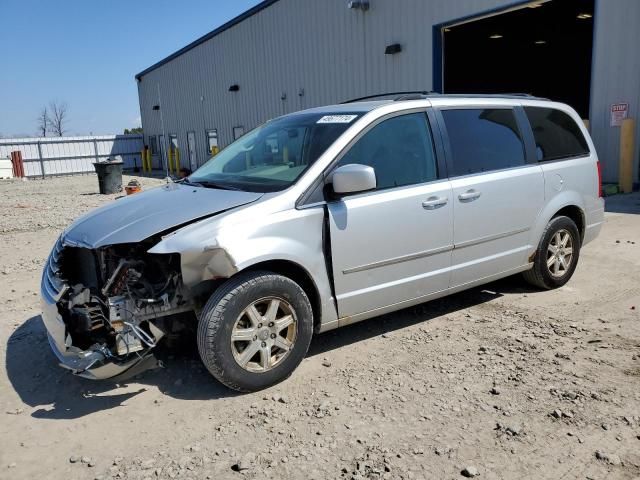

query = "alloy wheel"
[546,229,574,278]
[230,297,297,373]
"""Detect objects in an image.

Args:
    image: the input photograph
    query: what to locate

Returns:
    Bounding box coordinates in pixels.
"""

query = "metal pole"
[619,118,636,193]
[37,141,45,179]
[93,138,99,163]
[200,95,206,167]
[157,83,169,179]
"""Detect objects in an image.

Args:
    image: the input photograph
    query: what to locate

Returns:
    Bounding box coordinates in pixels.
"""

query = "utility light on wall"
[347,1,369,11]
[535,40,547,45]
[577,13,592,19]
[384,43,402,55]
[228,84,240,92]
[489,34,503,39]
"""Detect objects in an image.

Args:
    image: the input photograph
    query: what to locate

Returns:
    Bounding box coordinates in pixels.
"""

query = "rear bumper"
[584,198,605,246]
[40,272,146,380]
[584,221,603,246]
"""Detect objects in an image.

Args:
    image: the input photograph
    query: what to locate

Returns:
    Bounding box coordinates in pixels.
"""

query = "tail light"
[596,160,603,197]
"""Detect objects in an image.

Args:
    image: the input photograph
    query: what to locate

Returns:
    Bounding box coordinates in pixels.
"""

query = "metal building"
[136,0,640,184]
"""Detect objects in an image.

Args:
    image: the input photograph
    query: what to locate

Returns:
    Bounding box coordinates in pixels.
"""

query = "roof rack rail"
[341,91,551,104]
[500,93,536,97]
[340,91,434,104]
[394,93,433,101]
[429,93,550,101]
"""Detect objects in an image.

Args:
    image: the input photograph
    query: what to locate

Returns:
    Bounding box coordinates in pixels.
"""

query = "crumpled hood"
[63,182,263,248]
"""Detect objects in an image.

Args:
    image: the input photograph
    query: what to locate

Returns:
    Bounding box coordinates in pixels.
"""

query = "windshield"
[188,112,362,192]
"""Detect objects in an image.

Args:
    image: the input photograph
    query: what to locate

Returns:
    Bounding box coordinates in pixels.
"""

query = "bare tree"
[37,106,48,137]
[48,101,68,137]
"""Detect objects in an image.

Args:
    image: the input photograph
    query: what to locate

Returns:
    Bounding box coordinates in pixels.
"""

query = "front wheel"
[197,270,313,392]
[522,215,581,289]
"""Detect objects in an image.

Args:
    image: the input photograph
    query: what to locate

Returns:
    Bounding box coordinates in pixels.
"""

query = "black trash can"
[93,159,123,194]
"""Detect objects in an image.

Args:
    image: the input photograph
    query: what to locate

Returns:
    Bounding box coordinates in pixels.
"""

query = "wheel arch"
[190,257,324,335]
[240,259,323,334]
[552,205,585,242]
[530,191,587,256]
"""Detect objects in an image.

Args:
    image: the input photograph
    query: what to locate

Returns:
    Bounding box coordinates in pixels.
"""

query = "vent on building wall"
[347,1,369,11]
[385,43,402,55]
[229,84,240,92]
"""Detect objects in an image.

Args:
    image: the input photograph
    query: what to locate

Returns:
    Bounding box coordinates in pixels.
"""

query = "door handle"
[422,196,448,210]
[458,189,482,202]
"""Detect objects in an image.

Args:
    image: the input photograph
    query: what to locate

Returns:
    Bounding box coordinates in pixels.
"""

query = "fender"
[148,204,339,327]
[528,190,585,257]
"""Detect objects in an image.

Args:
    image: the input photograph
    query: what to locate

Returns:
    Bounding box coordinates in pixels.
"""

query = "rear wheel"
[522,215,581,289]
[197,270,313,392]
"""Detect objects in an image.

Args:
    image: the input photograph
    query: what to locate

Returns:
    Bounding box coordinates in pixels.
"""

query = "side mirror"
[331,164,376,195]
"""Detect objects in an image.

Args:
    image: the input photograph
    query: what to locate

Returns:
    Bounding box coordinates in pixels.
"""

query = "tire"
[522,215,581,290]
[197,270,313,392]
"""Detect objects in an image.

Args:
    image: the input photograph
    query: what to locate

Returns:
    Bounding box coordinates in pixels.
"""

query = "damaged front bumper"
[40,239,152,380]
[42,294,152,380]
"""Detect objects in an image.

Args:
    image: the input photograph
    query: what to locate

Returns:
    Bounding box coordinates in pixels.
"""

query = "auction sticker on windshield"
[317,115,358,124]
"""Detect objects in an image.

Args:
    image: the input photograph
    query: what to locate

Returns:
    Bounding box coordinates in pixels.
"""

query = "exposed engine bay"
[56,238,195,373]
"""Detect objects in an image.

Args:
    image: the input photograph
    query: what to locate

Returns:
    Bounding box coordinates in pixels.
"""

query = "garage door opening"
[440,0,595,118]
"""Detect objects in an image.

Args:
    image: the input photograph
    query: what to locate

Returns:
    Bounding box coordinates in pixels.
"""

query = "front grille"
[42,236,69,302]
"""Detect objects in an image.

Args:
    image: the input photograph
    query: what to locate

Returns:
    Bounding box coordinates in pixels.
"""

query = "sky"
[0,0,261,137]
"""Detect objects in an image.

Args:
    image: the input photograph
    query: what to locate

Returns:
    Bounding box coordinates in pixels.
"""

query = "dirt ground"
[0,175,639,480]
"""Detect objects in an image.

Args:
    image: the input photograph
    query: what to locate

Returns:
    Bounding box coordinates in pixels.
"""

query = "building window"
[206,129,219,155]
[159,134,165,156]
[148,135,158,155]
[233,126,245,140]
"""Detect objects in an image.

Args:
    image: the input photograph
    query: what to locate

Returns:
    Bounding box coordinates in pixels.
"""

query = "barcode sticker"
[317,115,358,124]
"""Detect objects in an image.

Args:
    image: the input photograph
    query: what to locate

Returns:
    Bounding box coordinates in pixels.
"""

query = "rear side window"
[524,107,590,161]
[337,112,438,190]
[441,108,525,176]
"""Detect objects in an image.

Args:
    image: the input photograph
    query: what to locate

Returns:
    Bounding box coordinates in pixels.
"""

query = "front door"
[187,131,198,170]
[327,112,453,318]
[438,107,545,287]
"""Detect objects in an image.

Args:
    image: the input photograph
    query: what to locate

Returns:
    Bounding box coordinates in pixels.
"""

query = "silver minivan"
[41,94,604,391]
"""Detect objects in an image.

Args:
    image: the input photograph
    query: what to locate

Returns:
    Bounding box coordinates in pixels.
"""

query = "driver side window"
[337,112,438,190]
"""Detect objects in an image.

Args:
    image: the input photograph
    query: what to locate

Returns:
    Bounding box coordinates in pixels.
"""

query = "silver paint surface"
[63,182,263,248]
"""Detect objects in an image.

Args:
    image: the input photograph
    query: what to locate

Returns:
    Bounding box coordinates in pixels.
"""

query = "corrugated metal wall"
[137,0,506,171]
[137,0,640,183]
[0,135,144,177]
[589,0,640,183]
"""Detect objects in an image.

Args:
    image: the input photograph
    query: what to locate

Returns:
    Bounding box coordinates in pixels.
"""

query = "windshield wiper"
[178,178,201,187]
[190,180,243,191]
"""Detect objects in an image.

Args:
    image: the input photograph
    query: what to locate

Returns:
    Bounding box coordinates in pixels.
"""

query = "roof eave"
[135,0,280,81]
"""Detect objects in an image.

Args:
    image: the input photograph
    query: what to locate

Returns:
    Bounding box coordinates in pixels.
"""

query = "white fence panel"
[0,134,144,177]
